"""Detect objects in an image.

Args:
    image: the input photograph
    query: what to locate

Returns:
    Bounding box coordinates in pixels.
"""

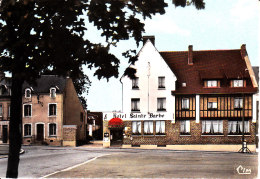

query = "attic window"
[182,83,186,87]
[50,88,56,98]
[25,88,31,98]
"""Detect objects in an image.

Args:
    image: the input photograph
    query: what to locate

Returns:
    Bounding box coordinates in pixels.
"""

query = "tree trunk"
[6,73,24,178]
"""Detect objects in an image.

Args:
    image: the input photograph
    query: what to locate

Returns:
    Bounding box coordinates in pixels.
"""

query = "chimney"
[143,36,155,46]
[188,45,193,65]
[241,44,247,58]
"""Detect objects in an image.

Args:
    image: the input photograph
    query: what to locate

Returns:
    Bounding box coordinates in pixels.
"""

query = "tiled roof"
[23,75,66,93]
[160,49,257,94]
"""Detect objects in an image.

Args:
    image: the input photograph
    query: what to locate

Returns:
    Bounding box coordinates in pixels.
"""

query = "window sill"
[228,135,251,136]
[131,111,140,113]
[144,134,154,136]
[49,135,57,137]
[180,134,191,136]
[201,135,224,136]
[24,136,32,138]
[24,116,32,118]
[234,108,243,110]
[132,134,141,136]
[132,88,139,90]
[158,88,166,90]
[48,115,57,117]
[207,109,218,111]
[155,134,166,136]
[181,109,190,111]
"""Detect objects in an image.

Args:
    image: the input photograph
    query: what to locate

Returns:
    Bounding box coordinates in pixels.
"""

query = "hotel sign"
[103,112,172,121]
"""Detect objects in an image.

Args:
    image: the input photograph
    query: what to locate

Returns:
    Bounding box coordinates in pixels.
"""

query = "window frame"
[206,80,218,88]
[233,80,244,87]
[48,123,57,136]
[207,102,218,110]
[234,97,243,109]
[131,98,140,112]
[24,123,32,137]
[228,120,250,135]
[155,121,165,135]
[132,121,141,135]
[48,103,57,117]
[202,120,223,135]
[182,98,189,110]
[157,98,166,111]
[158,76,165,89]
[180,120,190,135]
[0,104,3,117]
[132,77,139,89]
[144,121,154,135]
[25,88,32,98]
[50,87,56,98]
[23,104,32,117]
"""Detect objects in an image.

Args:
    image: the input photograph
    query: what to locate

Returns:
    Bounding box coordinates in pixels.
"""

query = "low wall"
[63,125,77,147]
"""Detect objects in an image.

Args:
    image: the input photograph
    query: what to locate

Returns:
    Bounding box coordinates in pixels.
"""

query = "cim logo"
[236,165,251,175]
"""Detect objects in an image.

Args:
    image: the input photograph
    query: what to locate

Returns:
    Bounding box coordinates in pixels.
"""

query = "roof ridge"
[160,49,240,53]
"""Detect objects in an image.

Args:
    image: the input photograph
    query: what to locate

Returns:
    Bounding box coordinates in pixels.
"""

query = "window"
[180,120,190,135]
[24,124,31,136]
[156,121,165,135]
[157,98,166,111]
[131,98,140,112]
[0,104,2,117]
[233,80,244,87]
[25,88,31,98]
[50,88,56,98]
[208,102,217,110]
[144,121,153,135]
[24,105,32,117]
[49,123,57,136]
[158,77,165,89]
[8,105,10,117]
[49,104,57,116]
[202,120,223,135]
[132,121,141,135]
[132,77,139,89]
[206,80,218,87]
[182,98,189,109]
[234,98,243,109]
[182,83,186,87]
[228,121,249,135]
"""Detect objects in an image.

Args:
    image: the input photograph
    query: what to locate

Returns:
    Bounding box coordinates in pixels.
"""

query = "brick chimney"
[143,36,155,46]
[241,44,247,58]
[188,45,193,65]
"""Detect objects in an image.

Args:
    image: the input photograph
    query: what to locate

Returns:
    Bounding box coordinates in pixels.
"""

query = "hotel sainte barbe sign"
[103,112,173,121]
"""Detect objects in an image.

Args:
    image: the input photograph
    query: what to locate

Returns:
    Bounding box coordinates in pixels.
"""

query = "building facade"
[103,36,259,151]
[0,73,11,144]
[22,75,86,146]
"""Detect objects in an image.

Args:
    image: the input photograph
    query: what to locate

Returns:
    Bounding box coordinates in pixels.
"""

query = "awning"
[108,118,124,128]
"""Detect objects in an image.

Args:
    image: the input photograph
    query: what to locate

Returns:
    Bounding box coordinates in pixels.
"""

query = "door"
[2,125,8,143]
[36,124,44,141]
[110,129,123,146]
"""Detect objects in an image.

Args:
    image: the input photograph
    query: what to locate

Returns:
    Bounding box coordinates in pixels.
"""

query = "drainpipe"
[120,77,123,112]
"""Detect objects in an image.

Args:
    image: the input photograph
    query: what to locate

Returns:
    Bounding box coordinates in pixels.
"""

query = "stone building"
[103,36,259,152]
[0,73,11,144]
[22,75,86,146]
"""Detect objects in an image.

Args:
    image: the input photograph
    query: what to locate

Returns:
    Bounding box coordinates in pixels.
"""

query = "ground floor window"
[228,121,249,135]
[132,121,141,135]
[49,123,57,136]
[156,121,165,135]
[24,124,31,136]
[144,121,153,135]
[202,120,223,135]
[180,120,190,135]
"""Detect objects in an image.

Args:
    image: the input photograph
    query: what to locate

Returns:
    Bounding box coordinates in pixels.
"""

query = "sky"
[84,0,260,112]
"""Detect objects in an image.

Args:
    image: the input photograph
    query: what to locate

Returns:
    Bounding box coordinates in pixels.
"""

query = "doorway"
[110,128,123,146]
[36,124,44,141]
[2,125,8,143]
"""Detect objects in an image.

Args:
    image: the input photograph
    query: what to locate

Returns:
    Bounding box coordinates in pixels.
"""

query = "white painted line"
[40,154,110,178]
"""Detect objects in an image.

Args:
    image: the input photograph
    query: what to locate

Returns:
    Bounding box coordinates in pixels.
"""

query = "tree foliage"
[0,0,204,177]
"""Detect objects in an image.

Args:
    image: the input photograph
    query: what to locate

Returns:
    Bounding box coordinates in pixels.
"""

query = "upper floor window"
[208,102,217,110]
[25,88,31,98]
[131,98,140,112]
[132,77,139,89]
[49,123,57,136]
[234,97,243,109]
[24,104,32,117]
[49,104,57,116]
[158,77,165,89]
[206,80,218,87]
[232,80,244,87]
[180,120,190,135]
[50,88,56,98]
[157,98,166,111]
[182,98,189,109]
[132,121,141,135]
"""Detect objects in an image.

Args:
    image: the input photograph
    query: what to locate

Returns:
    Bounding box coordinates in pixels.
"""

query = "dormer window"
[50,87,56,98]
[158,77,165,89]
[25,88,31,98]
[206,80,218,87]
[132,77,139,89]
[232,80,244,87]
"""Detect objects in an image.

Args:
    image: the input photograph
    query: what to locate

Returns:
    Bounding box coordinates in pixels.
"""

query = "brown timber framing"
[175,95,196,119]
[200,94,253,119]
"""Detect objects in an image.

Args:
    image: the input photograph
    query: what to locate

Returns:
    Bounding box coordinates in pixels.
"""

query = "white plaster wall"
[121,40,176,120]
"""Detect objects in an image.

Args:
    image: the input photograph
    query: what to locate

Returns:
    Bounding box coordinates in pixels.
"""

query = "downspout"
[147,62,150,113]
[120,77,123,112]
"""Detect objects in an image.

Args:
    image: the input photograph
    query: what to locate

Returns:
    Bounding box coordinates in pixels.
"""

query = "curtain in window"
[180,120,190,133]
[51,89,56,98]
[232,121,237,133]
[157,98,166,110]
[158,77,165,88]
[132,121,141,134]
[144,121,153,134]
[244,121,249,133]
[182,98,189,109]
[132,78,139,88]
[156,121,165,134]
[205,121,211,133]
[131,99,140,111]
[213,121,218,133]
[218,120,223,133]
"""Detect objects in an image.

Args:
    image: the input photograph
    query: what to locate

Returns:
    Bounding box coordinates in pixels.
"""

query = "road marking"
[40,154,110,178]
